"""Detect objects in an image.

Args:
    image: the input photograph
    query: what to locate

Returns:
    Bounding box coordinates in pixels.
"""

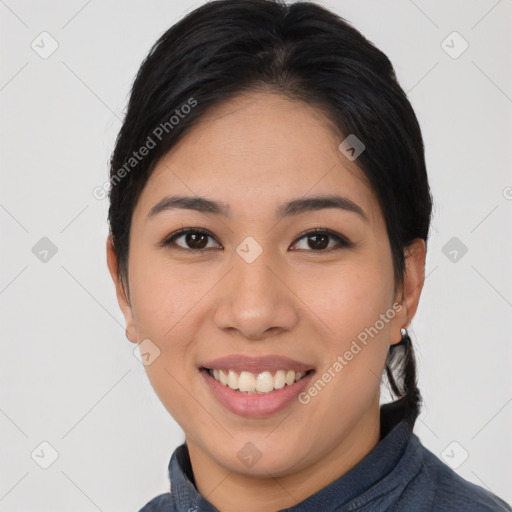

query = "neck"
[187,401,381,512]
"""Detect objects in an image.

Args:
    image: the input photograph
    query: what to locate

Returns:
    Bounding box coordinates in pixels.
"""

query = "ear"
[106,235,138,343]
[389,238,426,345]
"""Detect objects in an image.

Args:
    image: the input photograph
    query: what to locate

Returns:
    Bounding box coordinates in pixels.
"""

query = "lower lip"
[202,370,314,418]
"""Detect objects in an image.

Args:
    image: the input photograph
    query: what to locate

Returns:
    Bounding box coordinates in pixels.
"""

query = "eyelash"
[159,227,353,252]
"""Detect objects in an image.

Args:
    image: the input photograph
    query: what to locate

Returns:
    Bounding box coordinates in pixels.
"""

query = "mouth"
[203,368,313,394]
[199,355,316,417]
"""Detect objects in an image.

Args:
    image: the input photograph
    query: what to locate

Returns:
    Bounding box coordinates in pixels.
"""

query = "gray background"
[1,0,511,510]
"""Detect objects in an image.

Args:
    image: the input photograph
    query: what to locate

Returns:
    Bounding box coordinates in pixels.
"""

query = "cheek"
[298,254,395,400]
[127,258,204,424]
[303,257,394,344]
[128,249,211,340]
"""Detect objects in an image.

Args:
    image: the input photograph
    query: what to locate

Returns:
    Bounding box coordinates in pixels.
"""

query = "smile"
[200,354,316,417]
[206,368,309,394]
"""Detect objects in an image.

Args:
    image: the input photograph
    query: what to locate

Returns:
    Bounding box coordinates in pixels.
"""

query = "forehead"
[135,92,381,228]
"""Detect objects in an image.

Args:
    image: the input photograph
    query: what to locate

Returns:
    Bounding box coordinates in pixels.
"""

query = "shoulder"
[138,492,175,512]
[409,435,511,511]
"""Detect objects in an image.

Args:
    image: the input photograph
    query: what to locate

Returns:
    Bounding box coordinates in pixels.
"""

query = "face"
[108,91,424,485]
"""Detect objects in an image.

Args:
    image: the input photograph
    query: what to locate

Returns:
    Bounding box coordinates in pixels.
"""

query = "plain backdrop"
[1,0,511,510]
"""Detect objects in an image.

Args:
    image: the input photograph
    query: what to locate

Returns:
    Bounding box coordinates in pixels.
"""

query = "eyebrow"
[147,194,368,222]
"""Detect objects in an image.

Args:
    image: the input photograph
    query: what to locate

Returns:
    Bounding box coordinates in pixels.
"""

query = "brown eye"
[291,229,351,251]
[185,232,208,249]
[306,233,329,250]
[162,229,221,251]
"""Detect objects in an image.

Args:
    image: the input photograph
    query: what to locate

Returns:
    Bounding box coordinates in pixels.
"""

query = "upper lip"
[201,354,314,374]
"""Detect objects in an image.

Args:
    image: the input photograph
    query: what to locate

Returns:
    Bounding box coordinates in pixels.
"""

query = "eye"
[160,227,351,252]
[290,229,352,251]
[160,228,222,251]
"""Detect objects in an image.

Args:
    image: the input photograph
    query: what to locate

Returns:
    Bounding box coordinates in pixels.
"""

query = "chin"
[209,434,315,477]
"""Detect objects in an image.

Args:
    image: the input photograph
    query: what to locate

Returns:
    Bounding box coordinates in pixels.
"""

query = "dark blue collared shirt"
[139,399,511,511]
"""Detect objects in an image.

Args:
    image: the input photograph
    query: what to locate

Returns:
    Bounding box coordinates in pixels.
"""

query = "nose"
[212,251,299,341]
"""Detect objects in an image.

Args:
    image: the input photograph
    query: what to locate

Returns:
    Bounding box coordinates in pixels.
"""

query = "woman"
[106,0,511,510]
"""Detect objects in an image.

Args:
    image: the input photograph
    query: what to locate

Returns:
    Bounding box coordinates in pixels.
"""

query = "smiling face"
[108,91,425,506]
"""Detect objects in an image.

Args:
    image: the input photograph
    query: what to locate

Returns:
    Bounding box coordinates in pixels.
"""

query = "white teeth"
[208,368,308,394]
[238,371,256,392]
[256,371,274,393]
[218,369,228,386]
[227,369,238,390]
[274,370,286,389]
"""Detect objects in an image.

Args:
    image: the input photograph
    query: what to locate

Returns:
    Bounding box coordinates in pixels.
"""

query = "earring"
[395,327,410,347]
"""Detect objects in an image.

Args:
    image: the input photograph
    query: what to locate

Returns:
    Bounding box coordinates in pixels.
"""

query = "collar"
[167,397,420,511]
